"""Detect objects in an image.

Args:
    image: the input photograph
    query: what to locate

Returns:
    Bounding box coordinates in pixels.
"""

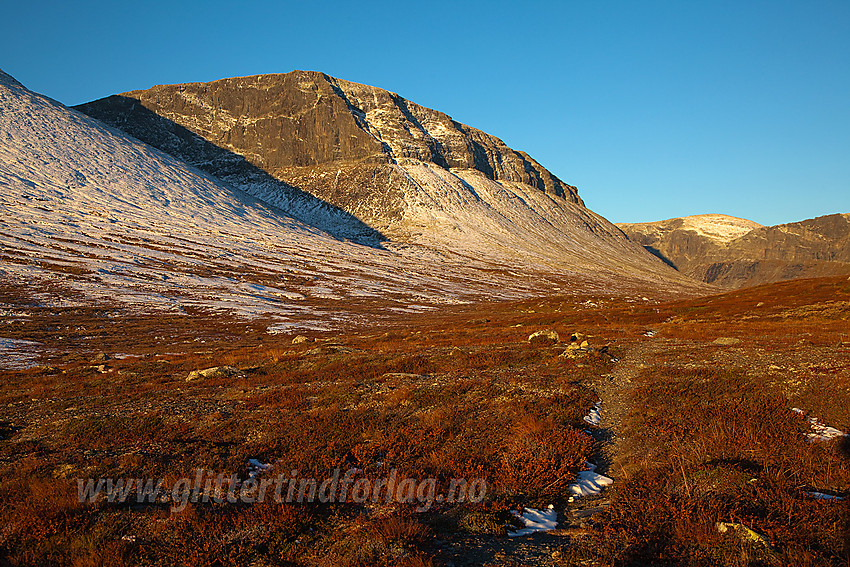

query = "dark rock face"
[619,213,850,288]
[76,70,581,231]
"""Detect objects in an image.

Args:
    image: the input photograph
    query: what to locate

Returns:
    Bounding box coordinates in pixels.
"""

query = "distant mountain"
[75,70,696,283]
[618,213,850,288]
[0,70,703,329]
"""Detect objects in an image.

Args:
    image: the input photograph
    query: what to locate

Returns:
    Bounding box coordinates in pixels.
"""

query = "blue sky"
[2,0,847,225]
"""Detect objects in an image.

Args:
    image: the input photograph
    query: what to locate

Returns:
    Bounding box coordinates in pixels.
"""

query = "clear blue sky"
[2,0,847,226]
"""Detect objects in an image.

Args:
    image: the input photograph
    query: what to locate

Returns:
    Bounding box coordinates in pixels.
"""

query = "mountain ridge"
[618,213,850,287]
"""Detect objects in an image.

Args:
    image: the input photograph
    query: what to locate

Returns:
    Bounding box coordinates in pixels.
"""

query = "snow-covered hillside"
[0,72,700,330]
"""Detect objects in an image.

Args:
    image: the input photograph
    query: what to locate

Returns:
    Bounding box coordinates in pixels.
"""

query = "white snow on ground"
[395,163,695,284]
[508,505,558,537]
[792,408,848,442]
[671,214,762,242]
[0,338,43,370]
[568,463,614,498]
[583,401,602,426]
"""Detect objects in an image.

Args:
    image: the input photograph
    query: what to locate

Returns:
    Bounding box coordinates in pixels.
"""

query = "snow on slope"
[396,163,678,278]
[0,69,589,327]
[619,214,763,244]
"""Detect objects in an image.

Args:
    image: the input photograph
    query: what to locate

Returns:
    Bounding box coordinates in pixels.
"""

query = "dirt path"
[437,337,659,565]
[591,336,657,479]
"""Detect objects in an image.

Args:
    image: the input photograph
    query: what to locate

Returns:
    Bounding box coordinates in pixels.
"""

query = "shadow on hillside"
[642,246,678,270]
[75,96,387,248]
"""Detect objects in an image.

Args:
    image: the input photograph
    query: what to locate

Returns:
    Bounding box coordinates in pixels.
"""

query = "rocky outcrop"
[619,213,850,288]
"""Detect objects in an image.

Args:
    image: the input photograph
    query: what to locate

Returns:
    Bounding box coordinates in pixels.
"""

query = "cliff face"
[77,71,581,232]
[619,213,850,288]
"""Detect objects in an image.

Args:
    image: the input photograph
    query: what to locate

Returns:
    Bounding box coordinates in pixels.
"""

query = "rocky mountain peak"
[80,70,580,218]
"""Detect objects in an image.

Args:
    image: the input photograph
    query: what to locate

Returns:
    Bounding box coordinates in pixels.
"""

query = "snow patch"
[793,408,848,442]
[568,463,613,498]
[508,505,558,537]
[583,401,602,426]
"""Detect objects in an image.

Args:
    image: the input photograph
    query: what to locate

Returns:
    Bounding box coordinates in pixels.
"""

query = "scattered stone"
[716,522,771,548]
[306,345,355,356]
[712,337,742,345]
[457,509,522,536]
[549,527,591,538]
[381,372,428,380]
[186,365,243,382]
[291,335,315,344]
[528,330,559,344]
[571,504,609,519]
[560,335,595,359]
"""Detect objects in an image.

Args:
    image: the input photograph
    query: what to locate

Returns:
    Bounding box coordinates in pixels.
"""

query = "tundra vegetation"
[0,275,848,566]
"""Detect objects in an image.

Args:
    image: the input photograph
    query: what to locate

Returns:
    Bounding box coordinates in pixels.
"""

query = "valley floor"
[1,276,848,566]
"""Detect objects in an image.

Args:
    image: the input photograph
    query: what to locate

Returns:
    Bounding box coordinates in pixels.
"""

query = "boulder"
[292,335,315,345]
[528,330,559,344]
[186,365,243,382]
[712,337,742,345]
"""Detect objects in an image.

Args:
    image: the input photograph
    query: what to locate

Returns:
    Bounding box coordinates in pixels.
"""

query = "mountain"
[74,71,696,280]
[0,70,703,331]
[618,213,850,288]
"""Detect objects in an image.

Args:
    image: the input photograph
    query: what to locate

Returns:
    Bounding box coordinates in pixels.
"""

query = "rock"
[92,353,111,362]
[716,522,771,548]
[291,335,315,344]
[712,337,742,345]
[569,332,586,343]
[561,335,594,359]
[528,330,559,344]
[186,365,243,382]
